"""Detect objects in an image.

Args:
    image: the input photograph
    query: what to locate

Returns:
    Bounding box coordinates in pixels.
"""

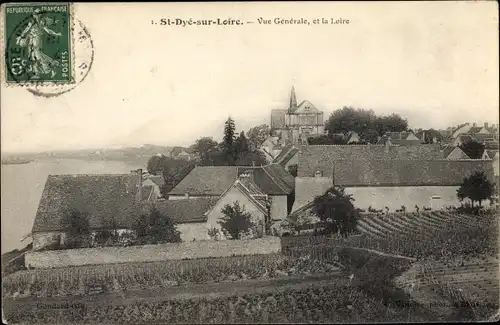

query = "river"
[1,159,145,254]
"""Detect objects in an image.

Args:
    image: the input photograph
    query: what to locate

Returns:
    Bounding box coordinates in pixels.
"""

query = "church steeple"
[289,86,297,112]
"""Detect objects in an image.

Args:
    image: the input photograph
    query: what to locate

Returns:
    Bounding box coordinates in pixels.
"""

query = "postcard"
[1,2,499,324]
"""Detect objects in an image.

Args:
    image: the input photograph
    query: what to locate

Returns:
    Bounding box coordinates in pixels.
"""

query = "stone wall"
[25,236,282,269]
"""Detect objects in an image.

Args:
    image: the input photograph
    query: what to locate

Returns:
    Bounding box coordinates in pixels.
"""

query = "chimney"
[184,193,189,199]
[132,168,143,202]
[421,130,426,143]
[473,123,477,127]
[247,169,254,182]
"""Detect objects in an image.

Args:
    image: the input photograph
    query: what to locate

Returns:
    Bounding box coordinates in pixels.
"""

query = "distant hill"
[2,144,188,164]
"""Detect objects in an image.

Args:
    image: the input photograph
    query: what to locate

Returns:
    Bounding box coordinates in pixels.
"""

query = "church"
[270,87,325,145]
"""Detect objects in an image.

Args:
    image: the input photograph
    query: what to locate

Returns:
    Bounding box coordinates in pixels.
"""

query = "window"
[431,195,441,200]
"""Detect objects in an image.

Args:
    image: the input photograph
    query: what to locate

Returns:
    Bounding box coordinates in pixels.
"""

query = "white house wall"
[177,223,210,242]
[206,185,266,239]
[493,156,499,176]
[344,186,492,211]
[270,195,288,220]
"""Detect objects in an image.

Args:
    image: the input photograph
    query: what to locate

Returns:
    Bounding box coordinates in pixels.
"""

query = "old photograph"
[1,1,499,323]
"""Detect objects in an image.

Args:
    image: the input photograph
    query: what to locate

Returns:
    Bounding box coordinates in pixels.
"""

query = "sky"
[1,1,498,153]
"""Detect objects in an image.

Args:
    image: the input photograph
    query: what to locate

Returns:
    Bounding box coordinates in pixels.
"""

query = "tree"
[64,210,91,249]
[373,113,408,136]
[326,107,376,135]
[311,187,359,237]
[218,201,255,240]
[150,157,195,197]
[190,137,219,164]
[247,124,271,151]
[325,107,408,144]
[133,207,181,245]
[234,150,267,166]
[146,155,166,175]
[457,171,495,208]
[222,116,237,164]
[459,140,485,159]
[235,131,250,159]
[420,129,443,144]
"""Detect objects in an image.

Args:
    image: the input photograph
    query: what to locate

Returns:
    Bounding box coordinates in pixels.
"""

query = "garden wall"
[25,236,281,269]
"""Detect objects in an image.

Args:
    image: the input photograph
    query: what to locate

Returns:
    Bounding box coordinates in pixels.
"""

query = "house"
[452,122,499,139]
[292,144,494,213]
[270,86,325,146]
[176,150,192,161]
[452,133,499,149]
[260,135,282,159]
[204,173,268,240]
[487,150,500,176]
[345,131,361,144]
[272,144,299,171]
[376,131,421,145]
[155,198,219,242]
[155,173,273,241]
[443,146,470,160]
[142,174,164,199]
[168,164,295,221]
[31,173,143,251]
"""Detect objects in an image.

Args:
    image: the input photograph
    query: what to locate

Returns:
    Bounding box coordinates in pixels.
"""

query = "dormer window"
[305,106,310,111]
[314,170,322,177]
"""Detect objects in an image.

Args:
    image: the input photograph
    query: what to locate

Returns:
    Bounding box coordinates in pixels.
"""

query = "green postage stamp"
[3,2,73,84]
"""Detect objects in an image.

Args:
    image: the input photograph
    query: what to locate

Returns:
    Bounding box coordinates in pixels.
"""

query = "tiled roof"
[468,126,483,134]
[271,109,287,129]
[332,159,495,186]
[237,164,295,195]
[168,166,238,196]
[444,147,470,160]
[486,150,499,159]
[168,164,294,196]
[273,144,299,166]
[377,131,423,145]
[156,198,218,223]
[32,174,141,233]
[297,144,444,177]
[443,146,455,158]
[235,177,268,212]
[292,177,332,212]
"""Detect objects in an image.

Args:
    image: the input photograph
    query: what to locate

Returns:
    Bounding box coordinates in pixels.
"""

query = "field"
[2,253,341,299]
[355,210,499,321]
[354,211,498,260]
[4,281,429,324]
[3,210,499,323]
